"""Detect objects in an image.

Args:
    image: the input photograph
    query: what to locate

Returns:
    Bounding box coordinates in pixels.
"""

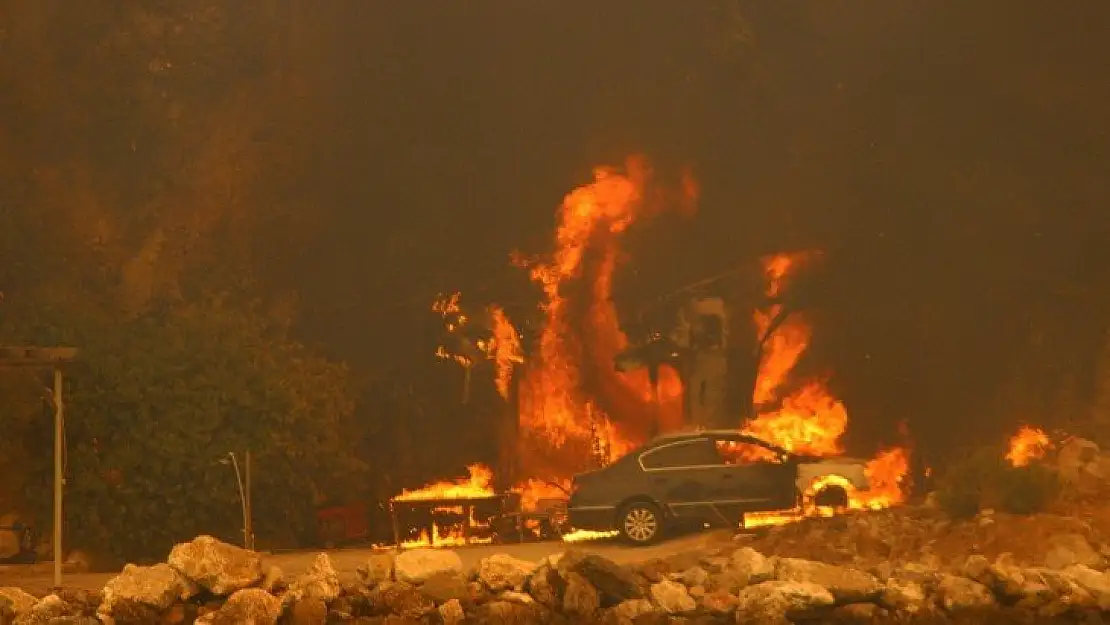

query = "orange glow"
[393,464,495,501]
[1006,425,1051,467]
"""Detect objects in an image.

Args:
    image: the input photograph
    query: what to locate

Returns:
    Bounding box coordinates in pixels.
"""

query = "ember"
[1006,425,1052,467]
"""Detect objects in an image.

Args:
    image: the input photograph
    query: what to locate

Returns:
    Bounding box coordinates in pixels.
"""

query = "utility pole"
[52,366,64,588]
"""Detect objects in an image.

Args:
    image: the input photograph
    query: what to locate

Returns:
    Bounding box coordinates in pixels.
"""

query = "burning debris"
[1006,425,1052,467]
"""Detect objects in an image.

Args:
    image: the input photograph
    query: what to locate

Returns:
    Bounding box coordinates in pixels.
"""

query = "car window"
[715,439,784,465]
[640,439,722,469]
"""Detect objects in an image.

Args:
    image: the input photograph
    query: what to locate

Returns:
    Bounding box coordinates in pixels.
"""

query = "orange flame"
[393,464,495,501]
[1006,425,1051,467]
[744,252,910,510]
[486,305,523,399]
[516,157,692,478]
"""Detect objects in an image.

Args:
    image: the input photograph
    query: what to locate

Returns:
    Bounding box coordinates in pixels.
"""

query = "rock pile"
[3,532,1110,623]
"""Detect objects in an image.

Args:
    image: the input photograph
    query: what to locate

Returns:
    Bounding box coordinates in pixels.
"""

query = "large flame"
[744,252,909,509]
[393,464,495,501]
[1006,425,1051,467]
[516,157,691,479]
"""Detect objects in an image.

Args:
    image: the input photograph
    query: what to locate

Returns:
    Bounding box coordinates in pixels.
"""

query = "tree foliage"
[0,291,364,563]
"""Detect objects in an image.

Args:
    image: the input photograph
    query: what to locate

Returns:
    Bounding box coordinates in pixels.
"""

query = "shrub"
[935,445,1060,518]
[935,447,1008,519]
[993,463,1060,515]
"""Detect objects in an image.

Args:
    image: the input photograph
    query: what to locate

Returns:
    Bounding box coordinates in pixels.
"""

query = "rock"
[167,535,264,595]
[0,587,38,615]
[13,594,68,625]
[936,575,996,612]
[393,549,463,584]
[286,596,327,625]
[526,564,564,609]
[633,559,670,583]
[357,553,395,586]
[371,582,436,619]
[471,600,542,624]
[419,571,469,604]
[962,554,990,580]
[438,598,465,625]
[563,571,600,618]
[194,588,282,624]
[775,558,881,603]
[679,566,709,588]
[700,590,737,615]
[702,557,730,574]
[1044,533,1103,570]
[564,554,643,606]
[260,565,284,593]
[287,553,341,603]
[609,598,656,622]
[478,553,536,591]
[734,581,835,624]
[729,547,774,584]
[499,590,535,604]
[98,563,197,618]
[649,580,694,614]
[829,603,884,623]
[1059,564,1110,609]
[878,578,928,614]
[706,570,748,595]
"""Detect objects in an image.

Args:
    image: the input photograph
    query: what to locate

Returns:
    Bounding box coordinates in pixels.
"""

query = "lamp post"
[220,452,254,550]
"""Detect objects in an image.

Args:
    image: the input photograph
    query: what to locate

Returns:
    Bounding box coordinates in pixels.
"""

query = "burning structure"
[397,157,910,547]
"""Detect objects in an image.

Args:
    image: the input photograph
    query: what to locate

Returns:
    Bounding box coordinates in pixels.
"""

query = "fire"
[432,293,524,399]
[1006,425,1051,467]
[393,464,495,501]
[744,252,910,511]
[487,305,523,399]
[516,157,691,476]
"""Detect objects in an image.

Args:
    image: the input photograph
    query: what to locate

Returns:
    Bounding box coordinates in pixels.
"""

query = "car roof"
[641,429,790,455]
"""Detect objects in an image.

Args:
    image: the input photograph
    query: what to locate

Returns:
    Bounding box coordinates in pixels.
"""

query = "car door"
[638,438,725,521]
[711,436,798,514]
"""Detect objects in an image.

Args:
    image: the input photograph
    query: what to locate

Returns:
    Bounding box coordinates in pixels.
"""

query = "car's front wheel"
[618,501,662,545]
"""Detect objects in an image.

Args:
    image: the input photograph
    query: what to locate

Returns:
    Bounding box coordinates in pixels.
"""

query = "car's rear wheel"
[618,501,662,545]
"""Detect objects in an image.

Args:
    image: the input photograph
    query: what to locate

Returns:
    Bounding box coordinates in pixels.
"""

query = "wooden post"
[389,501,401,552]
[53,367,64,588]
[244,451,253,551]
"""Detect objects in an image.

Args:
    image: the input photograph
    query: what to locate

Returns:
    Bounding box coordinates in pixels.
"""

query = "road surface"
[0,532,735,596]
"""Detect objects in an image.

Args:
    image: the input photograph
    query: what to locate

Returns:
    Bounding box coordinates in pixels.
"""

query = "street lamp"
[218,451,254,550]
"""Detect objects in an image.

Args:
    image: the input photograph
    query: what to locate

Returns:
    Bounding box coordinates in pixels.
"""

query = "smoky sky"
[266,2,1110,463]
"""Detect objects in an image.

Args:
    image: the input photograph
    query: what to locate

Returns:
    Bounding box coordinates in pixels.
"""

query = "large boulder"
[357,552,396,586]
[194,588,282,624]
[285,553,341,603]
[477,553,536,592]
[394,549,464,584]
[168,535,264,595]
[936,575,996,612]
[0,587,38,616]
[561,553,643,606]
[730,547,774,584]
[649,580,695,614]
[562,571,600,619]
[1043,533,1104,570]
[98,563,197,618]
[734,581,835,624]
[775,558,881,603]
